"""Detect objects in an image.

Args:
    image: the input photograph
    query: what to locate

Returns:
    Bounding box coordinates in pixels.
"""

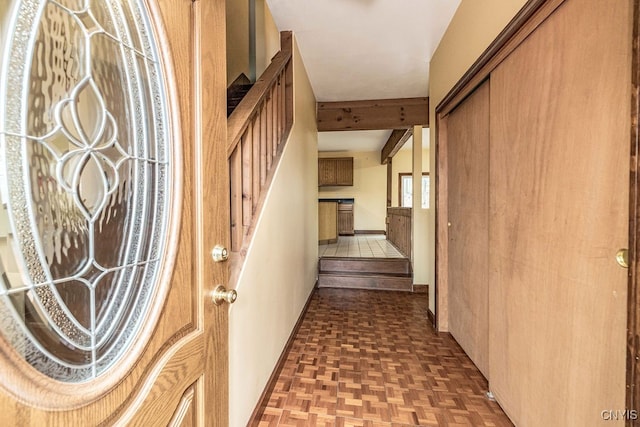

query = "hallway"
[254,289,512,426]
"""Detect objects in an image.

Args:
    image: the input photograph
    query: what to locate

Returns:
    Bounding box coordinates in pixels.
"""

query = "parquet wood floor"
[253,289,513,427]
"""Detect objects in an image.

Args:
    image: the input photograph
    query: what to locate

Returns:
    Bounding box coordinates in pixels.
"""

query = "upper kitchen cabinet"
[318,157,353,186]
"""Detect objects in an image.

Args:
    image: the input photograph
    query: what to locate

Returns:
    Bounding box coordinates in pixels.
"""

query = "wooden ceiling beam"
[381,128,413,164]
[317,97,429,131]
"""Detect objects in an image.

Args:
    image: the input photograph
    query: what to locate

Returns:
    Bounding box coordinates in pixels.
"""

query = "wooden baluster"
[279,72,285,146]
[273,76,280,148]
[272,84,277,156]
[266,92,273,170]
[241,123,253,236]
[271,79,280,150]
[273,80,280,151]
[285,59,293,131]
[260,102,267,187]
[251,115,260,213]
[230,145,243,251]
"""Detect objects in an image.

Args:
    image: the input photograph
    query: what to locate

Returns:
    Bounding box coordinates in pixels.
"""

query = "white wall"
[318,150,386,231]
[427,0,528,313]
[228,36,318,427]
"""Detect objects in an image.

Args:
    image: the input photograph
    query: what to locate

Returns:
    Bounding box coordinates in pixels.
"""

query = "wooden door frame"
[627,0,640,415]
[197,0,230,424]
[433,0,640,417]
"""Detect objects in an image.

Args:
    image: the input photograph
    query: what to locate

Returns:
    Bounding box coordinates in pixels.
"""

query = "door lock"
[211,245,229,262]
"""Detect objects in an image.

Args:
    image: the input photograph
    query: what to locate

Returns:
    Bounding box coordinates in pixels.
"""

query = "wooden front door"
[0,0,229,425]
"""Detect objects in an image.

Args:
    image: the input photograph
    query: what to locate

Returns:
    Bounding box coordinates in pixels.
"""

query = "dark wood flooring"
[253,288,512,426]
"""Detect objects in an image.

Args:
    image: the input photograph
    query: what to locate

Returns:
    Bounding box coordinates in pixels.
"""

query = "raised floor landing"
[319,235,404,259]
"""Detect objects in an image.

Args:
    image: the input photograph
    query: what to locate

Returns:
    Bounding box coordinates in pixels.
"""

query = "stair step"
[317,257,413,292]
[319,270,411,278]
[317,272,413,291]
[227,84,254,117]
[318,257,411,275]
[228,86,253,100]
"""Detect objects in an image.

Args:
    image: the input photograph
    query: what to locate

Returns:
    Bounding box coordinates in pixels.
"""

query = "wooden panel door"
[447,81,490,378]
[318,202,338,244]
[318,158,353,186]
[338,204,354,235]
[335,157,354,186]
[318,158,337,186]
[0,0,229,425]
[489,0,631,425]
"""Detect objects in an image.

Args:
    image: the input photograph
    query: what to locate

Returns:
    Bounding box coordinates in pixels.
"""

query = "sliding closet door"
[447,81,490,377]
[489,0,631,425]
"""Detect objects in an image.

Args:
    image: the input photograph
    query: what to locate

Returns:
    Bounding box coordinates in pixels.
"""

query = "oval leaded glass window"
[0,0,176,382]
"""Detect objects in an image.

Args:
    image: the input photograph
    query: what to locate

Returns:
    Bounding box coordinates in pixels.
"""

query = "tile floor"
[254,289,513,427]
[319,235,404,258]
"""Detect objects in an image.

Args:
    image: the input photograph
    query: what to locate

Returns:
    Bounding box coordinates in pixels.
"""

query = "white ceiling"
[267,0,459,152]
[318,130,391,152]
[266,0,461,102]
[318,129,429,153]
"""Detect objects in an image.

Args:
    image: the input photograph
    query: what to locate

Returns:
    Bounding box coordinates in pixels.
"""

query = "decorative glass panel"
[0,0,175,382]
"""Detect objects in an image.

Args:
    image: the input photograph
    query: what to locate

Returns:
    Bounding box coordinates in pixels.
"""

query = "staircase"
[318,257,413,291]
[227,74,253,117]
[227,31,294,284]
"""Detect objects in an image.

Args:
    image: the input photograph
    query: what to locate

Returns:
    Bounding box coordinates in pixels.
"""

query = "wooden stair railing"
[227,31,294,259]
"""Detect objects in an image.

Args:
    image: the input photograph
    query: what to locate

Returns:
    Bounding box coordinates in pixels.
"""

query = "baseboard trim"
[247,286,317,425]
[428,308,435,328]
[413,284,429,294]
[318,274,413,292]
[319,238,337,245]
[354,230,386,235]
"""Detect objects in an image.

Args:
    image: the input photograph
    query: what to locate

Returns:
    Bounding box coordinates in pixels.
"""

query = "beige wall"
[412,127,429,286]
[226,0,280,84]
[255,0,280,77]
[226,0,250,83]
[229,37,318,427]
[318,151,386,231]
[427,0,527,312]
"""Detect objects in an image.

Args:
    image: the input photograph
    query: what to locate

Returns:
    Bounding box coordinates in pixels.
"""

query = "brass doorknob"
[211,285,237,305]
[616,248,630,269]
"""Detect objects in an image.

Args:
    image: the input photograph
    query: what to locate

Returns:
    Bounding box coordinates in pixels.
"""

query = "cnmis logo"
[601,410,638,421]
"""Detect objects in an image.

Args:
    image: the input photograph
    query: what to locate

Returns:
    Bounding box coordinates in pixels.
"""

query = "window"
[399,173,430,208]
